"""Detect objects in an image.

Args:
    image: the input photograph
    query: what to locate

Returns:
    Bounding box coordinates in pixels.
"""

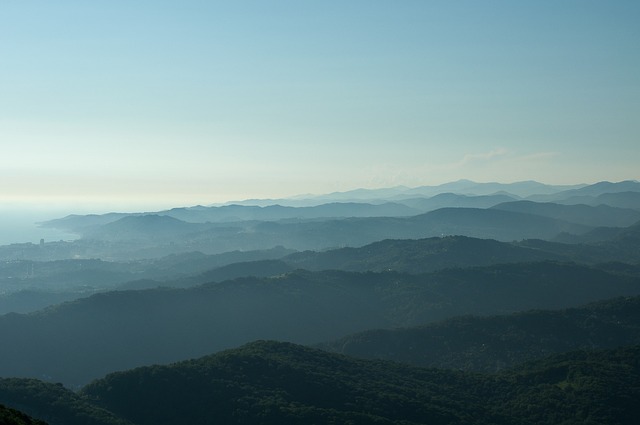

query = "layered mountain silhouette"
[31,208,593,261]
[1,262,639,387]
[25,180,638,262]
[1,179,639,424]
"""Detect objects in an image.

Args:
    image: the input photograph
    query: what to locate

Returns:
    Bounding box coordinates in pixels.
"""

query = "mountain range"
[1,179,640,423]
[18,179,636,262]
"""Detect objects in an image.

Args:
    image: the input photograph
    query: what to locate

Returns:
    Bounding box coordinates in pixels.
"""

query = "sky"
[1,0,639,212]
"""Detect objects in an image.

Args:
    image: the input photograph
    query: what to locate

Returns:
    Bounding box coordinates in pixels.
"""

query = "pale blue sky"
[1,1,639,211]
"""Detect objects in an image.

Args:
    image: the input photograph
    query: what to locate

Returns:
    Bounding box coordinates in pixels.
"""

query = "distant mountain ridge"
[399,192,517,211]
[242,179,587,205]
[0,177,632,264]
[526,180,640,203]
[220,179,638,209]
[491,200,640,227]
[33,207,594,261]
[43,179,634,231]
[26,179,639,262]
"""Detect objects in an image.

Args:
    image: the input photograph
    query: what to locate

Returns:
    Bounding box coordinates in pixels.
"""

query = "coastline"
[0,211,80,246]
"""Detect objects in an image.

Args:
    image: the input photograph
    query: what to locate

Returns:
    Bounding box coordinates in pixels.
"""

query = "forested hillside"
[78,342,640,425]
[1,262,639,387]
[0,379,131,425]
[321,296,640,371]
[0,404,47,425]
[2,334,639,424]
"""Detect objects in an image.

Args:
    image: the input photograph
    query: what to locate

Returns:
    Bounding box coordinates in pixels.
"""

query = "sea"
[0,200,194,246]
[0,209,80,246]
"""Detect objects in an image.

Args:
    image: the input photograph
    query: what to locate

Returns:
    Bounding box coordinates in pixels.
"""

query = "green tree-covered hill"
[0,378,131,425]
[0,404,47,425]
[1,341,638,424]
[80,341,640,425]
[321,296,640,372]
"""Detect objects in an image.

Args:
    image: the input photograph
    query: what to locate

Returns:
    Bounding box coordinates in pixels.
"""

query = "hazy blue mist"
[0,210,79,246]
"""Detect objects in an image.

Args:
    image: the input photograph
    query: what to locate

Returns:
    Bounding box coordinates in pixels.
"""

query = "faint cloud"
[455,148,509,167]
[414,148,565,185]
[512,151,561,162]
[448,149,560,170]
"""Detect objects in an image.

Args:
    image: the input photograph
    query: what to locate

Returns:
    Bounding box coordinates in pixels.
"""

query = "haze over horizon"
[1,1,639,212]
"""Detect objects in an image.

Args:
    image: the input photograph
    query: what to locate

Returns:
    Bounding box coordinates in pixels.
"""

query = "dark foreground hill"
[82,341,499,425]
[1,343,639,424]
[321,296,640,372]
[0,404,47,425]
[78,342,639,425]
[1,262,639,387]
[0,378,130,425]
